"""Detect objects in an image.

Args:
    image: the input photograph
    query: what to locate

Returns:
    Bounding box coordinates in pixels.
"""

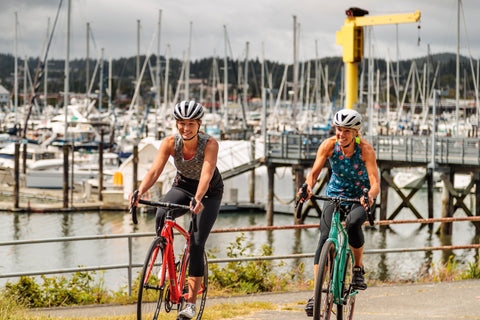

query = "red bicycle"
[130,191,208,320]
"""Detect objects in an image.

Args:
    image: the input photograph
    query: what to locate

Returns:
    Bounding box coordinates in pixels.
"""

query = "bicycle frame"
[327,205,355,305]
[152,215,191,304]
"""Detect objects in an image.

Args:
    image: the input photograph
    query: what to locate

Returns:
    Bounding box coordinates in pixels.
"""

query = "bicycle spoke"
[337,252,356,320]
[138,238,166,320]
[178,252,209,320]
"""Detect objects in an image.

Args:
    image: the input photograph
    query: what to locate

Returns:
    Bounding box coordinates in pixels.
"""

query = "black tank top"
[172,133,223,198]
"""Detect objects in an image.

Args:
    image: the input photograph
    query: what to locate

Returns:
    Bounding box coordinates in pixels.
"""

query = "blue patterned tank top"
[325,141,370,199]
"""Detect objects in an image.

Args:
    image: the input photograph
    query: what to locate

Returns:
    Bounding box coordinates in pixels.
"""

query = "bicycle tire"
[313,240,335,320]
[337,252,355,320]
[178,252,209,320]
[137,237,166,320]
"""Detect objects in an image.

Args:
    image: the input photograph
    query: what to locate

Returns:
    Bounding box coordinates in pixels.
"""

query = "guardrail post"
[266,165,275,226]
[14,142,20,209]
[128,235,133,296]
[249,138,256,204]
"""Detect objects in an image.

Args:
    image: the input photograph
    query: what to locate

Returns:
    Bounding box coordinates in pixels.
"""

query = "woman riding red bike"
[130,100,223,319]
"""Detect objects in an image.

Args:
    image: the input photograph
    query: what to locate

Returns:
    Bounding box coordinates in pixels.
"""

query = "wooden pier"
[264,133,480,235]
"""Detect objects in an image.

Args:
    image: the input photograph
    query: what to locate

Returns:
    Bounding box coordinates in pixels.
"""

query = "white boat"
[392,168,441,189]
[25,158,96,189]
[25,152,120,189]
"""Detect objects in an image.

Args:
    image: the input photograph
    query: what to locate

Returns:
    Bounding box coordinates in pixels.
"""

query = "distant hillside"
[0,52,475,106]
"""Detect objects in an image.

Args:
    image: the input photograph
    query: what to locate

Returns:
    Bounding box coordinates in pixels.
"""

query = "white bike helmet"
[333,109,362,130]
[173,100,204,120]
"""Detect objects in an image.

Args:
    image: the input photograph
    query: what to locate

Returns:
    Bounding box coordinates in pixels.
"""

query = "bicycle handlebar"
[295,185,374,226]
[137,199,190,210]
[129,190,197,232]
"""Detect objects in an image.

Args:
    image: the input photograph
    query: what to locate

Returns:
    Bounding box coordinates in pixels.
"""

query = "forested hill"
[0,52,474,101]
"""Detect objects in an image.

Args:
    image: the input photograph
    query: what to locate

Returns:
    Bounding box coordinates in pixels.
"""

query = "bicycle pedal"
[352,283,367,290]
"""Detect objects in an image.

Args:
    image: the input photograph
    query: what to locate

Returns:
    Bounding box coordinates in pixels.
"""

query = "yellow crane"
[336,8,421,109]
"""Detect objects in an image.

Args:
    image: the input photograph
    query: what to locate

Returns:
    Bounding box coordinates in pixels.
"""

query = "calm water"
[1,189,479,291]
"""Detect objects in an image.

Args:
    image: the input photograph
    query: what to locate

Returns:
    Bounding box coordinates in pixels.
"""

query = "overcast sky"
[1,0,479,64]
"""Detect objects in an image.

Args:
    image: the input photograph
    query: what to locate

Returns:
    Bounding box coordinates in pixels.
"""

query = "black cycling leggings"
[155,187,221,277]
[313,202,367,265]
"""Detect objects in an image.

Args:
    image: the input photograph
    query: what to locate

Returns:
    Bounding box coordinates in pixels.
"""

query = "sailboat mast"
[108,56,112,113]
[86,22,90,94]
[367,27,374,136]
[23,56,27,111]
[386,52,390,118]
[156,9,162,136]
[223,25,228,130]
[212,50,217,114]
[163,44,170,112]
[14,12,18,126]
[44,18,50,110]
[455,0,460,136]
[396,24,400,109]
[99,48,104,112]
[185,22,192,100]
[136,20,140,81]
[64,0,71,139]
[243,42,249,117]
[292,15,298,127]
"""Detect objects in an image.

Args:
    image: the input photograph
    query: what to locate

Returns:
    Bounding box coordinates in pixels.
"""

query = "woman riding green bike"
[299,108,379,316]
[129,100,224,319]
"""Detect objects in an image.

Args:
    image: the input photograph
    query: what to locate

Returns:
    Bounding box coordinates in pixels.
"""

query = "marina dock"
[2,132,480,236]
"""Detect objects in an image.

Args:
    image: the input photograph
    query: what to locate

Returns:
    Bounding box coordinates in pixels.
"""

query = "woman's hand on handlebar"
[297,183,312,203]
[360,192,374,210]
[129,190,141,207]
[190,198,203,214]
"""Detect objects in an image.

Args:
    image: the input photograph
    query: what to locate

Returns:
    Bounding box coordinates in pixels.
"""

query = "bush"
[2,270,111,308]
[3,276,43,308]
[208,233,305,294]
[461,261,480,279]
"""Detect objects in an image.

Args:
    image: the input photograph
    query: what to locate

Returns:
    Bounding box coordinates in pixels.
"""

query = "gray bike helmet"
[173,100,204,120]
[333,109,362,130]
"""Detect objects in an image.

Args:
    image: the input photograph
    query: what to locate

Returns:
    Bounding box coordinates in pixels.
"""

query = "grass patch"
[366,255,480,286]
[22,301,275,320]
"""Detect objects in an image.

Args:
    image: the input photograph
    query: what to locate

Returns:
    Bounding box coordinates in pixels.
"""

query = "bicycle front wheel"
[137,237,166,320]
[313,240,335,320]
[178,252,208,320]
[337,251,355,320]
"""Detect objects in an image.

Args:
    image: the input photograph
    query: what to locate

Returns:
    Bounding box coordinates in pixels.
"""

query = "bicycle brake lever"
[295,183,308,219]
[130,190,139,225]
[295,183,308,208]
[363,188,374,226]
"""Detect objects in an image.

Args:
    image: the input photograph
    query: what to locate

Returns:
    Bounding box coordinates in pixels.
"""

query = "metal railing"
[266,133,480,166]
[1,217,480,296]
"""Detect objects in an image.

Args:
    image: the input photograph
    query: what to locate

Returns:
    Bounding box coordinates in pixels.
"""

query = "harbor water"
[0,188,479,292]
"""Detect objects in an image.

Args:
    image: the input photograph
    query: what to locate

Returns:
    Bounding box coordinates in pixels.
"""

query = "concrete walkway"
[33,279,480,319]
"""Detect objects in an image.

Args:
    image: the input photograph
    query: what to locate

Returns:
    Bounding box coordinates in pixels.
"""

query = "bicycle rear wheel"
[178,252,208,320]
[137,237,166,320]
[313,240,335,320]
[337,251,355,320]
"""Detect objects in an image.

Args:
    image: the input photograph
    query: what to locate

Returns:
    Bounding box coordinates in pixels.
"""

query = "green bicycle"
[296,187,374,320]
